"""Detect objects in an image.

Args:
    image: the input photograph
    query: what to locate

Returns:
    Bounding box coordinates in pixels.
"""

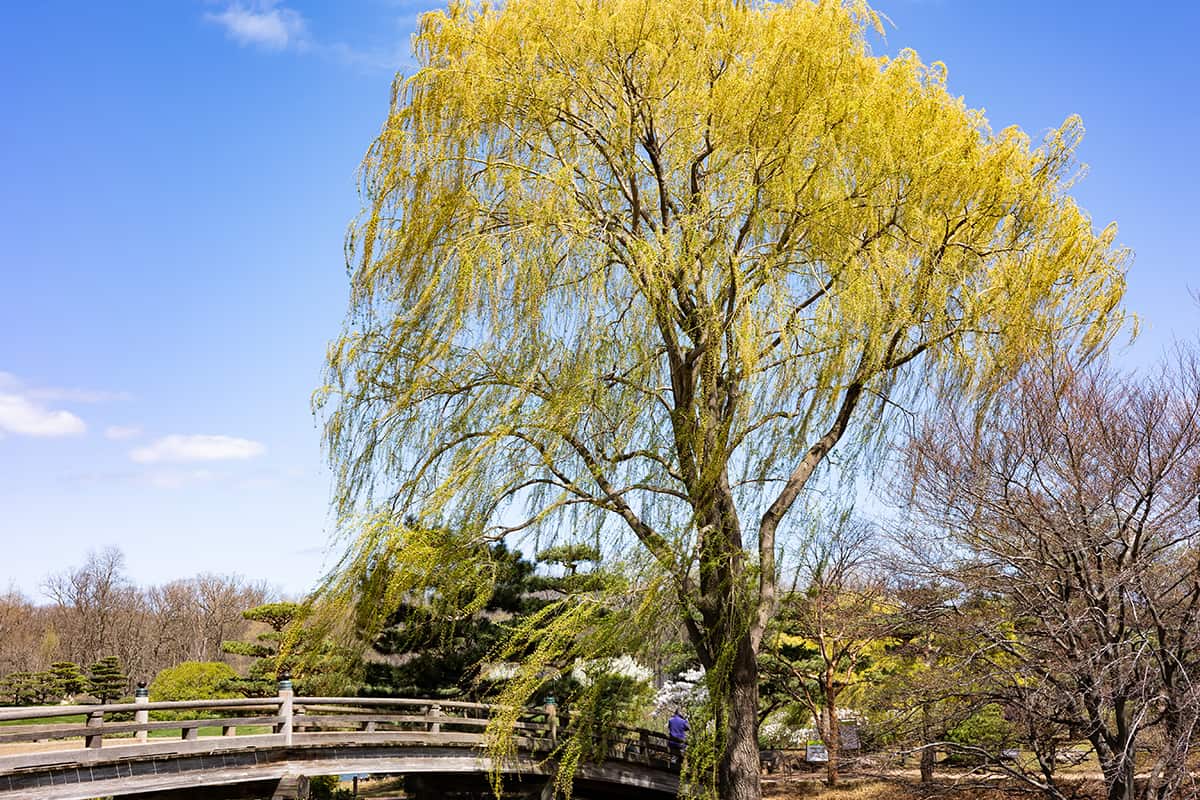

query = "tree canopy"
[318,1,1128,796]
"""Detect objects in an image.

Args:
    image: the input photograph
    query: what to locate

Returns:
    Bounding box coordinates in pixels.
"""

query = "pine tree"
[363,542,542,700]
[49,661,87,698]
[222,602,356,696]
[0,672,37,705]
[221,602,302,696]
[87,656,128,703]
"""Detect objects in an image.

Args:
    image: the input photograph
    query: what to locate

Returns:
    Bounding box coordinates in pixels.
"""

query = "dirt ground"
[761,774,1106,800]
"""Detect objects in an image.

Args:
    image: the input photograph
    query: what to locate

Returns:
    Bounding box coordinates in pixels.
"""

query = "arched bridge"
[0,692,680,800]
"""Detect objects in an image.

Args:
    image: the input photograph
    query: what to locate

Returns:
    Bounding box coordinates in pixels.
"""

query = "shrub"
[149,662,239,702]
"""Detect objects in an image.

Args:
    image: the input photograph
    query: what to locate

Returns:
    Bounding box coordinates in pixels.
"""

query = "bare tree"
[39,550,270,687]
[146,579,200,667]
[761,520,903,787]
[0,590,44,676]
[145,575,267,669]
[902,348,1200,800]
[43,547,131,669]
[193,574,269,663]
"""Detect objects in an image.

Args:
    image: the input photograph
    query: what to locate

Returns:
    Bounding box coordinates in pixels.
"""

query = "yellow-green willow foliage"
[318,1,1127,796]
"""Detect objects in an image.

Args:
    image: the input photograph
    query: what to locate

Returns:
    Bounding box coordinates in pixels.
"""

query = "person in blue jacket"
[667,709,689,765]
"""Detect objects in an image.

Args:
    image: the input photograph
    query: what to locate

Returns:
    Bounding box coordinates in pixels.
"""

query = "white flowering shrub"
[759,720,811,749]
[481,661,521,681]
[653,666,708,718]
[570,655,653,687]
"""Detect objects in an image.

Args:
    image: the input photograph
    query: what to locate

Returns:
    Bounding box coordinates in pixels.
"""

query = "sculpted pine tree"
[48,661,87,699]
[87,656,128,704]
[318,1,1127,796]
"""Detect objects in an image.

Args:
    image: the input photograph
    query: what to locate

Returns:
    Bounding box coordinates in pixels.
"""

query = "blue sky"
[1,1,1196,600]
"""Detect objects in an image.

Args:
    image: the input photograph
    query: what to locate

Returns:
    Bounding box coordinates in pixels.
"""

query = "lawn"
[0,714,86,725]
[0,714,269,739]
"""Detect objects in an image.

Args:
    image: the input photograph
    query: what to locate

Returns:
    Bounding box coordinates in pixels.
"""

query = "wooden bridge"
[0,689,679,800]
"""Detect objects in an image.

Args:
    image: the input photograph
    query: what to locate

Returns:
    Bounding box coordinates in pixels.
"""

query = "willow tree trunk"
[718,633,763,800]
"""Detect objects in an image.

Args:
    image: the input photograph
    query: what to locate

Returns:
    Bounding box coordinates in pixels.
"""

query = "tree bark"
[1091,733,1135,800]
[920,703,935,784]
[823,667,841,787]
[825,704,841,787]
[718,633,762,800]
[920,744,935,784]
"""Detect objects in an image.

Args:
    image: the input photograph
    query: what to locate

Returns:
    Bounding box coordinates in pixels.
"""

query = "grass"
[0,714,86,726]
[144,725,273,738]
[0,714,270,739]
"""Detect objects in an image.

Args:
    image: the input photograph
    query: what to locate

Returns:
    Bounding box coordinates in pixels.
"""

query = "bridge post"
[85,708,104,749]
[429,703,442,733]
[135,681,149,743]
[277,675,294,746]
[271,773,309,800]
[545,694,558,743]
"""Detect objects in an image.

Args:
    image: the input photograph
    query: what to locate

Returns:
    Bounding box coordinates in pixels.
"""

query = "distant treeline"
[0,547,272,698]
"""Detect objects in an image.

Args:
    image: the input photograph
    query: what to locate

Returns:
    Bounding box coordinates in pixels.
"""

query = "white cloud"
[130,434,266,464]
[0,393,86,437]
[202,2,397,71]
[104,425,142,440]
[205,2,309,51]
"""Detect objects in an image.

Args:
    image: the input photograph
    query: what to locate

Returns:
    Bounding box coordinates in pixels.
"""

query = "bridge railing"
[0,691,671,772]
[290,697,555,748]
[604,723,674,768]
[0,697,286,750]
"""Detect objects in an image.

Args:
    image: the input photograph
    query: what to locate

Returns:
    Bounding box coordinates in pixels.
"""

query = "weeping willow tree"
[316,1,1128,796]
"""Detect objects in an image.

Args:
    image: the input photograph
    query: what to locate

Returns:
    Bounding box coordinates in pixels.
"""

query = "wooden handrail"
[0,697,281,722]
[0,694,672,773]
[293,697,496,711]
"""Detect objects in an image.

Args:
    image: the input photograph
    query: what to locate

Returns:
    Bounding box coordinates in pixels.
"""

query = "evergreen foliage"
[221,602,302,694]
[361,542,542,700]
[48,661,87,698]
[87,656,127,703]
[222,602,358,696]
[947,703,1013,754]
[0,671,51,705]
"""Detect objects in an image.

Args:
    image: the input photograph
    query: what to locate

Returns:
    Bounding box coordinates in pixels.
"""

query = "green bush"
[948,703,1012,751]
[150,662,239,702]
[943,703,1014,765]
[308,775,354,800]
[147,662,239,722]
